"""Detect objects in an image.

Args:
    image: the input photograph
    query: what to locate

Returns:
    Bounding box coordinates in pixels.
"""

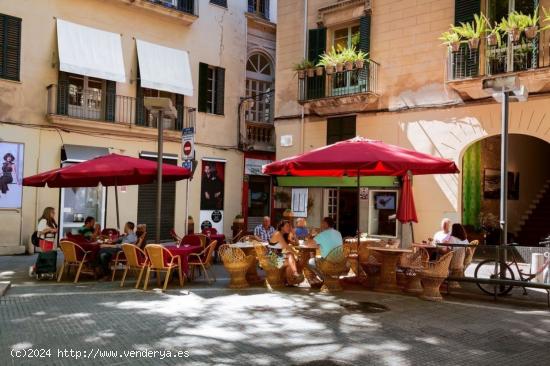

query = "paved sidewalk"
[1,254,550,366]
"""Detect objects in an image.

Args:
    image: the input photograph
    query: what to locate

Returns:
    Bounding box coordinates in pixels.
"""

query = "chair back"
[66,232,88,244]
[145,244,172,270]
[203,240,218,265]
[121,243,147,267]
[218,244,246,264]
[101,228,120,237]
[232,230,245,243]
[253,241,268,257]
[400,247,429,268]
[428,251,454,277]
[136,231,147,249]
[169,228,181,243]
[325,245,345,263]
[195,234,208,247]
[181,234,202,247]
[59,240,85,262]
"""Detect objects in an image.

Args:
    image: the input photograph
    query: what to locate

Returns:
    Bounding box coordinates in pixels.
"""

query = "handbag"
[39,239,54,252]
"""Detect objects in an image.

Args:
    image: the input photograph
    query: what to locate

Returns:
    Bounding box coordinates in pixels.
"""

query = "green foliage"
[438,29,461,45]
[453,14,487,39]
[293,59,314,71]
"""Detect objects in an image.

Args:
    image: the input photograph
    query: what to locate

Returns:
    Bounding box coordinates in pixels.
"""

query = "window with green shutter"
[327,116,356,145]
[198,62,225,115]
[0,13,22,81]
[307,28,326,99]
[453,0,480,79]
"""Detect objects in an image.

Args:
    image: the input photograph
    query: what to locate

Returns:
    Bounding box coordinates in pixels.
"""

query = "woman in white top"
[448,223,469,273]
[37,207,58,251]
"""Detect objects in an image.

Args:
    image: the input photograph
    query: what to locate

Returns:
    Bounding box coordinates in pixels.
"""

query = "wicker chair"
[188,240,218,283]
[419,251,454,301]
[448,246,467,289]
[358,244,382,289]
[195,234,208,248]
[253,241,284,288]
[218,244,254,288]
[143,244,184,291]
[399,248,429,293]
[57,240,91,283]
[315,245,349,292]
[119,243,148,288]
[462,240,479,276]
[110,249,127,281]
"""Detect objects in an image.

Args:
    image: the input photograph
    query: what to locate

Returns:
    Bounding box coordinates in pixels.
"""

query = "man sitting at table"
[306,217,344,283]
[433,218,452,244]
[254,216,275,242]
[78,216,100,241]
[96,222,137,280]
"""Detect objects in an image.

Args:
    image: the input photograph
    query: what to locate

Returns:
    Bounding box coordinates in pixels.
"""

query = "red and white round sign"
[183,141,192,157]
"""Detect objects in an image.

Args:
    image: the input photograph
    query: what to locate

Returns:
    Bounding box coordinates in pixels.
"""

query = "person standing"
[36,207,58,251]
[253,216,275,242]
[0,153,18,196]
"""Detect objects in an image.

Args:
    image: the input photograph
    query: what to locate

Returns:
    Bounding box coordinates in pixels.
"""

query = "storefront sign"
[0,142,24,209]
[181,127,195,160]
[245,158,272,176]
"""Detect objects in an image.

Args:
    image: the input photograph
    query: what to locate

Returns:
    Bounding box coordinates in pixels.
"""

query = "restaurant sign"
[245,158,272,176]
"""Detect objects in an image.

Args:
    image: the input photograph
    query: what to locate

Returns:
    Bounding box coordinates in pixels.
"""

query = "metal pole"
[115,185,120,229]
[185,179,190,235]
[156,110,164,243]
[500,91,510,281]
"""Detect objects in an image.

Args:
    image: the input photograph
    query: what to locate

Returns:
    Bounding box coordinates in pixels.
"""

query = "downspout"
[301,0,308,153]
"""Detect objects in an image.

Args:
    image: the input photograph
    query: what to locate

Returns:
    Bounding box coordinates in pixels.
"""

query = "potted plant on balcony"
[486,20,503,47]
[317,49,337,75]
[523,7,540,40]
[354,50,368,69]
[499,11,524,43]
[305,60,316,78]
[453,14,487,50]
[342,47,356,71]
[542,6,550,31]
[294,59,311,79]
[439,29,462,52]
[315,64,324,76]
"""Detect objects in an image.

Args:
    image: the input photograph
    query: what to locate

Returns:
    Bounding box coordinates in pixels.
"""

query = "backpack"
[31,231,40,247]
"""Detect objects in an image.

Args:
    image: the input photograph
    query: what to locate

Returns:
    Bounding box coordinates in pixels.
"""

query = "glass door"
[332,25,361,95]
[368,190,399,238]
[68,74,104,120]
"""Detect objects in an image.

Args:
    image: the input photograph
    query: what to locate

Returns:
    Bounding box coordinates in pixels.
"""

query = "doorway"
[247,175,271,231]
[337,188,358,237]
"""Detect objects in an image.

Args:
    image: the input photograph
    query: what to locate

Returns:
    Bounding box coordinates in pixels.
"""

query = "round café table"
[230,241,267,284]
[164,244,203,276]
[368,247,412,292]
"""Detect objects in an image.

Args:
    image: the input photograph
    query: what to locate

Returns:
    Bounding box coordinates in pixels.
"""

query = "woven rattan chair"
[358,244,382,289]
[419,251,454,301]
[315,245,349,292]
[57,240,91,283]
[218,244,254,288]
[143,244,184,291]
[253,241,284,288]
[188,240,218,283]
[119,244,148,288]
[462,240,479,276]
[195,234,208,248]
[399,248,429,293]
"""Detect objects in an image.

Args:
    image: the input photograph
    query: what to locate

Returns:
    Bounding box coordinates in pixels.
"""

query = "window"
[0,14,22,81]
[210,0,227,8]
[67,74,105,120]
[326,116,356,145]
[248,0,270,19]
[198,62,225,115]
[246,53,274,123]
[368,190,399,237]
[142,88,179,130]
[332,25,360,91]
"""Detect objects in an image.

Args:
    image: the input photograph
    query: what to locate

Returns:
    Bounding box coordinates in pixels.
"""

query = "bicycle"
[474,240,550,296]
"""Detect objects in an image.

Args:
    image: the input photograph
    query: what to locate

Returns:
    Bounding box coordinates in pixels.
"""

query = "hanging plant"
[523,7,540,40]
[486,20,503,47]
[439,29,462,52]
[452,14,487,50]
[499,12,526,43]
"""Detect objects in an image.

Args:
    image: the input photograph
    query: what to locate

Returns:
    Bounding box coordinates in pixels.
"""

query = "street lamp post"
[144,97,177,243]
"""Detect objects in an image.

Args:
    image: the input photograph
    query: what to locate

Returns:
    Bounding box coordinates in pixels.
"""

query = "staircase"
[515,180,550,245]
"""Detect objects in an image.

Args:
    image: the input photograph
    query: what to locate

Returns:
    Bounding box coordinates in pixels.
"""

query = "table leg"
[376,252,401,292]
[243,248,262,284]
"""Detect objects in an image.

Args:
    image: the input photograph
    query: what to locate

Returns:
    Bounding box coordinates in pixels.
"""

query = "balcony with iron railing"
[447,29,550,99]
[241,89,275,152]
[46,84,196,139]
[297,60,380,116]
[116,0,198,24]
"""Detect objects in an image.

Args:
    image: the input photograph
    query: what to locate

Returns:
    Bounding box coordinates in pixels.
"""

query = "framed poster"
[0,142,24,209]
[200,160,225,210]
[291,188,308,218]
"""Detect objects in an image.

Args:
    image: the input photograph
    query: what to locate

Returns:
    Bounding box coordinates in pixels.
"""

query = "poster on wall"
[291,188,308,218]
[0,142,24,209]
[200,159,225,232]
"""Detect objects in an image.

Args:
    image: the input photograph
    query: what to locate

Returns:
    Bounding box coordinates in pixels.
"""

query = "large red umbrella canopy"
[23,153,191,188]
[262,137,459,176]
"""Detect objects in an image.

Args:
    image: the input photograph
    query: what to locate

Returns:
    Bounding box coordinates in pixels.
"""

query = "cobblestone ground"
[1,254,550,366]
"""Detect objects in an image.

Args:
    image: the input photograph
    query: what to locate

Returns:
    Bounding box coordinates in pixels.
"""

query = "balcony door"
[68,74,105,120]
[245,53,273,124]
[332,25,361,95]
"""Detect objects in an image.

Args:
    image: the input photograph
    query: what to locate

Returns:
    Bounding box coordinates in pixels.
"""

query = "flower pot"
[306,68,315,78]
[468,37,480,50]
[297,69,306,79]
[525,26,538,40]
[487,33,498,47]
[315,66,324,76]
[450,41,461,53]
[355,59,365,69]
[335,63,344,72]
[509,28,520,43]
[325,65,335,75]
[344,61,354,71]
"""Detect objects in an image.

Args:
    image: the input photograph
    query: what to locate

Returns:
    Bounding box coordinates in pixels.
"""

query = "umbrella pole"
[156,110,164,244]
[115,185,120,230]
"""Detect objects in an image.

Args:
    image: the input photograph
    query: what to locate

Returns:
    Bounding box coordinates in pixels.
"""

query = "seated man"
[78,216,100,241]
[97,222,136,280]
[254,216,275,242]
[433,218,452,244]
[306,217,344,282]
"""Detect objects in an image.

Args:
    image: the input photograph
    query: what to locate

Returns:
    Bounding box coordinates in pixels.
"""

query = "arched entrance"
[462,134,550,245]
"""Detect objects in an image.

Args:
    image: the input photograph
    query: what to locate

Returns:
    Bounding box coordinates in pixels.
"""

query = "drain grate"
[340,301,389,313]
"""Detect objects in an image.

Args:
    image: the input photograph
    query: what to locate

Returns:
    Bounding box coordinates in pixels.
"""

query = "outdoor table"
[164,244,202,276]
[368,247,412,292]
[230,241,266,283]
[78,241,102,262]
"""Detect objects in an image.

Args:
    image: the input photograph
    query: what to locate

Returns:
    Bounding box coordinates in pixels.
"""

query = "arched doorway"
[462,134,550,245]
[245,52,274,123]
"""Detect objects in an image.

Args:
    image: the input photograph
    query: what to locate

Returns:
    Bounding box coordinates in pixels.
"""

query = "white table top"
[230,241,268,249]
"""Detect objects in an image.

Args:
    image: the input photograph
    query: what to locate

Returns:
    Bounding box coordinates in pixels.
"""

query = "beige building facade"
[275,0,550,244]
[0,0,277,254]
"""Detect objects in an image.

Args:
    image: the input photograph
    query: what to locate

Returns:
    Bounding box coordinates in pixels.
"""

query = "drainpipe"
[301,0,308,153]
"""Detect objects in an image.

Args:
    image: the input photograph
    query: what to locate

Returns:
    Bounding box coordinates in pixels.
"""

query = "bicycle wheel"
[474,259,515,296]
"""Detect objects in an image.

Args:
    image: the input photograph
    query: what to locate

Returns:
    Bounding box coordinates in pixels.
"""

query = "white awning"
[56,19,126,82]
[136,39,193,96]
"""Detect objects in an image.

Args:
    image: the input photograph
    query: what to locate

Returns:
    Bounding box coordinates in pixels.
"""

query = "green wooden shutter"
[248,0,255,12]
[178,0,194,14]
[198,62,208,113]
[454,0,480,78]
[105,80,116,122]
[175,94,184,130]
[326,116,356,145]
[135,77,145,126]
[359,16,371,91]
[307,28,326,99]
[0,14,22,81]
[57,71,69,115]
[215,66,225,115]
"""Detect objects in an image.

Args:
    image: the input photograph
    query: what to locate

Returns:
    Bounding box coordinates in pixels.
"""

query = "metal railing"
[147,0,198,16]
[298,60,380,102]
[47,84,196,132]
[245,121,274,146]
[448,29,550,81]
[242,89,274,148]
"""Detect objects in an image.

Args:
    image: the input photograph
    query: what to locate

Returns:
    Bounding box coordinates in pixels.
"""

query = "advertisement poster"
[291,188,308,218]
[0,142,24,209]
[200,159,225,232]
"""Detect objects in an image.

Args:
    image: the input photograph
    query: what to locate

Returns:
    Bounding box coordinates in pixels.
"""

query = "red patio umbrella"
[23,153,191,228]
[397,173,418,223]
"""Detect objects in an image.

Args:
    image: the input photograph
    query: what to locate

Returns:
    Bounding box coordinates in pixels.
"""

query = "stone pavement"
[1,254,550,366]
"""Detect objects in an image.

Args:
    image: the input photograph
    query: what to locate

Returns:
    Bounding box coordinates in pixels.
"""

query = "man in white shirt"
[433,218,452,244]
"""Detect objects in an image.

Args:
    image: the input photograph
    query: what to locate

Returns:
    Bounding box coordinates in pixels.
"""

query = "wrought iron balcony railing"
[147,0,198,16]
[298,60,380,102]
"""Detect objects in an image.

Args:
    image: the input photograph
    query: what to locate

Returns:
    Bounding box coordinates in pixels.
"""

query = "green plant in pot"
[353,50,368,69]
[304,60,315,77]
[523,7,540,40]
[293,59,308,79]
[439,29,462,52]
[452,14,487,50]
[317,50,337,75]
[486,19,503,47]
[499,11,525,43]
[341,47,357,71]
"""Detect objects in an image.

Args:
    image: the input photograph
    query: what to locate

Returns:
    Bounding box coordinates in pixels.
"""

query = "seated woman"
[269,220,303,284]
[449,223,469,245]
[294,218,309,240]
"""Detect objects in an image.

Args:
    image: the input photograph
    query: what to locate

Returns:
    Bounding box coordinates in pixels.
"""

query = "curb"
[0,281,11,297]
